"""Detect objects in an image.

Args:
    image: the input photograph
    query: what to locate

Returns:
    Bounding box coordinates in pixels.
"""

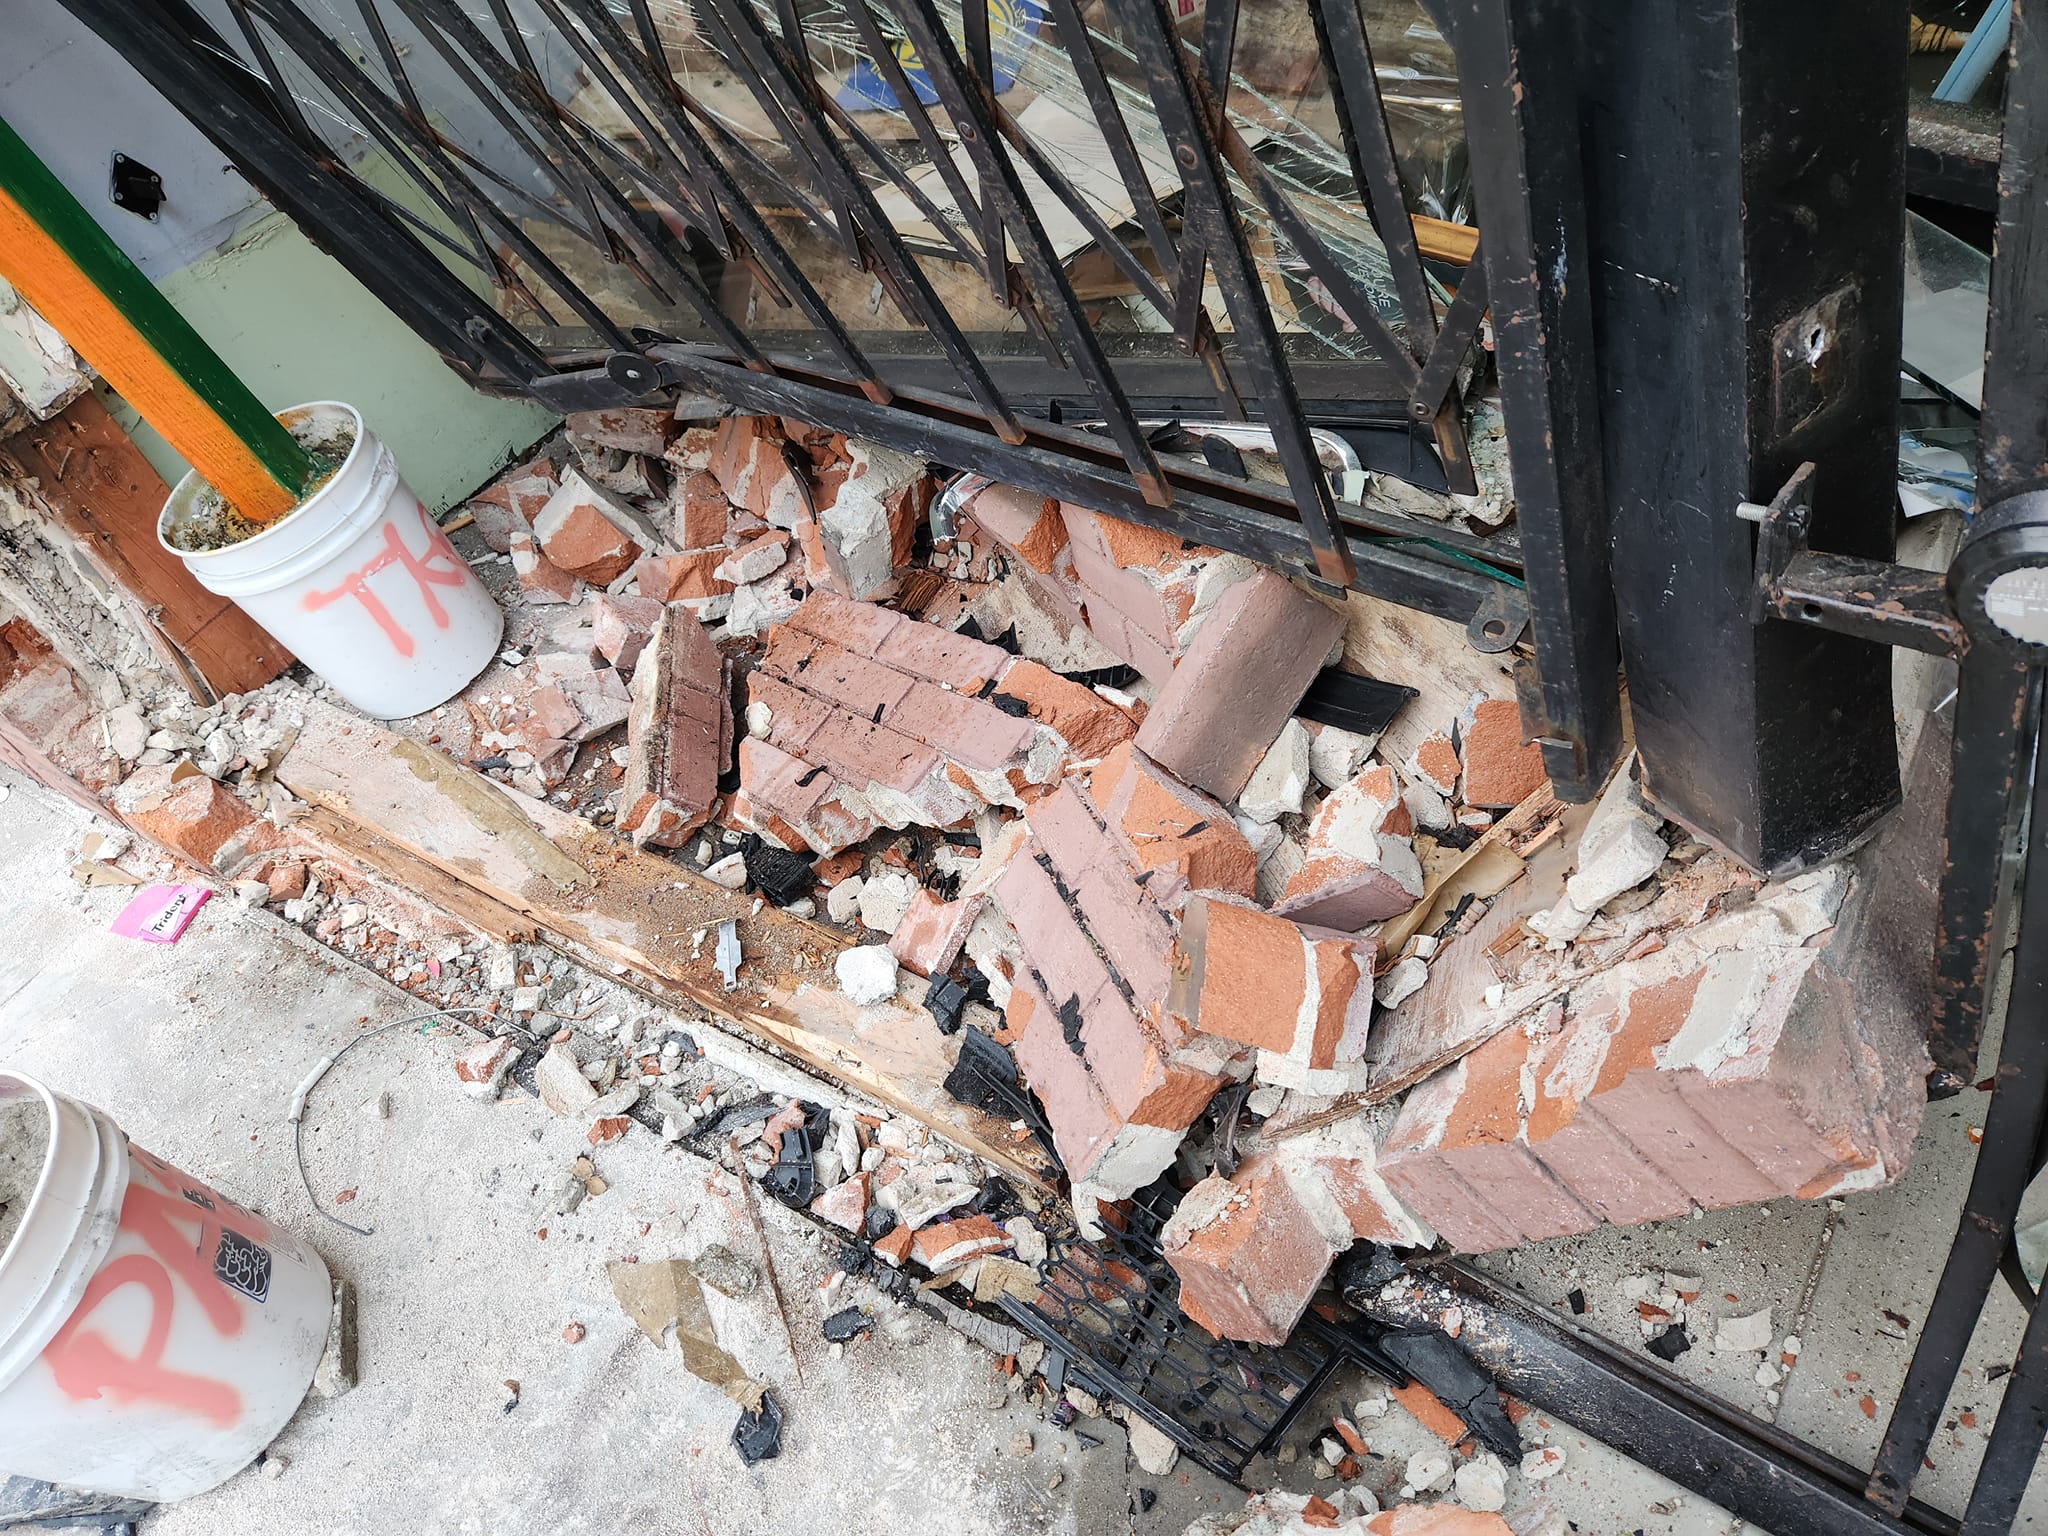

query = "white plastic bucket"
[0,1072,332,1501]
[160,401,502,719]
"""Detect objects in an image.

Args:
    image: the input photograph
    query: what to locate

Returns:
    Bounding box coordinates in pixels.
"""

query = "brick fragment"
[673,470,731,549]
[454,1035,519,1098]
[591,593,664,673]
[1167,894,1374,1076]
[510,531,582,605]
[617,604,730,847]
[1406,731,1461,797]
[888,888,985,977]
[1274,763,1423,929]
[964,484,1069,571]
[1088,742,1256,902]
[714,531,791,585]
[1458,697,1547,809]
[633,549,734,604]
[1133,571,1344,800]
[811,1172,871,1232]
[911,1214,1011,1271]
[116,765,260,869]
[991,661,1135,761]
[565,406,676,457]
[533,468,663,583]
[1162,1154,1353,1346]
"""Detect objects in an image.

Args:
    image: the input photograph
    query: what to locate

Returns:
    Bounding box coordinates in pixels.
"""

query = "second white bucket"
[0,1071,333,1501]
[160,402,502,719]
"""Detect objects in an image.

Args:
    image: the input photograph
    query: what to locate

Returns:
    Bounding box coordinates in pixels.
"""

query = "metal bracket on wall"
[1740,462,1968,658]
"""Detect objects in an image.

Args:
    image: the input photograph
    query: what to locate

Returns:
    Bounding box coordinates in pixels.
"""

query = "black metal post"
[1572,0,1909,869]
[1437,0,1621,803]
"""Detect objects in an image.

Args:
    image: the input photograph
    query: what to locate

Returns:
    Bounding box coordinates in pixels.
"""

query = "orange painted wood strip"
[0,183,298,522]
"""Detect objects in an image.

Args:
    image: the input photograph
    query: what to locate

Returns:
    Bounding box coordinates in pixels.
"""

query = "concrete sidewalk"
[0,765,2041,1532]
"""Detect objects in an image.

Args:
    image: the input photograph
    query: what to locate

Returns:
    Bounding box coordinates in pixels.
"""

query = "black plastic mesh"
[998,1180,1346,1481]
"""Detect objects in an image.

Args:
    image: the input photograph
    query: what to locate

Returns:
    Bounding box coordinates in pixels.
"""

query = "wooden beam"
[2,394,293,697]
[274,700,1053,1191]
[0,114,311,521]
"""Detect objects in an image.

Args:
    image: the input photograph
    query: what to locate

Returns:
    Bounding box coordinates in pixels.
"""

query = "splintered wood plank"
[292,806,537,947]
[1363,796,1590,1101]
[275,699,1051,1189]
[3,394,293,697]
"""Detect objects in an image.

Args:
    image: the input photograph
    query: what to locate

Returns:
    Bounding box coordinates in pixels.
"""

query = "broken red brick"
[454,1035,520,1098]
[591,593,665,672]
[533,470,661,583]
[1162,1154,1353,1346]
[1389,1383,1478,1451]
[1363,1512,1513,1536]
[1132,571,1344,801]
[510,531,582,605]
[117,766,261,869]
[964,484,1069,572]
[874,1223,915,1267]
[1406,731,1462,797]
[632,549,734,605]
[617,604,730,847]
[1088,741,1256,902]
[888,888,985,978]
[714,530,791,585]
[1166,895,1375,1084]
[564,405,676,457]
[811,1171,871,1232]
[911,1214,1011,1271]
[1459,697,1547,809]
[1377,763,1940,1252]
[992,661,1136,761]
[265,859,308,903]
[673,470,731,549]
[1275,763,1424,929]
[589,1116,632,1145]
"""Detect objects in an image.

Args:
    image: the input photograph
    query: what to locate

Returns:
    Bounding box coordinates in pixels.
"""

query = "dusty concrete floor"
[1,766,2043,1533]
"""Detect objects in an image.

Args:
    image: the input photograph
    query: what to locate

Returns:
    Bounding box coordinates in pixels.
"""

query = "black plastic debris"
[664,1031,703,1061]
[1134,1488,1158,1514]
[761,1100,831,1209]
[943,1026,1058,1165]
[924,974,971,1035]
[732,1391,784,1466]
[741,835,816,907]
[1375,1329,1521,1462]
[1294,667,1417,738]
[1058,660,1141,691]
[1051,1397,1078,1430]
[822,1307,873,1344]
[987,691,1032,719]
[1200,435,1247,478]
[1647,1324,1692,1362]
[1074,1429,1104,1450]
[865,1206,897,1242]
[1568,1288,1588,1316]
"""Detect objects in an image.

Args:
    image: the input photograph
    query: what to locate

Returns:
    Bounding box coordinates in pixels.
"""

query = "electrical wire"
[289,1005,496,1236]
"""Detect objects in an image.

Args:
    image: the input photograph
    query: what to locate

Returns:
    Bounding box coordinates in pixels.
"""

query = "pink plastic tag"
[110,883,212,943]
